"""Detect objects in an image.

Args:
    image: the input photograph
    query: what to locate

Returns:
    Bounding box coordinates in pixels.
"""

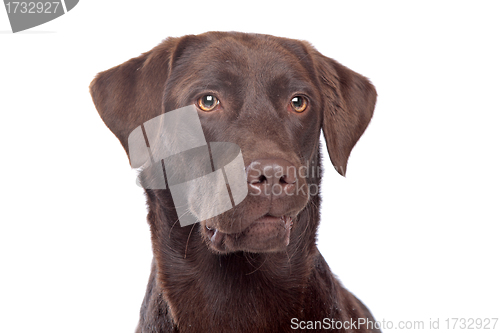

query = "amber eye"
[197,95,220,111]
[290,96,307,112]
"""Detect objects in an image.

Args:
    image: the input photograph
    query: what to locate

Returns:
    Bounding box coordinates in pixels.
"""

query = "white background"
[1,1,499,332]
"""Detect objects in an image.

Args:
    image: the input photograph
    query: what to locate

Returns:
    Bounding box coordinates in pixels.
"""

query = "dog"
[90,31,379,333]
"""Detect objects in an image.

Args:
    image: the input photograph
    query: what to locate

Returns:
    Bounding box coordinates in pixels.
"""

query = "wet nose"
[246,158,297,198]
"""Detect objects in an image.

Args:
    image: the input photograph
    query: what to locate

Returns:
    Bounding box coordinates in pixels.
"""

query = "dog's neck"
[139,191,323,332]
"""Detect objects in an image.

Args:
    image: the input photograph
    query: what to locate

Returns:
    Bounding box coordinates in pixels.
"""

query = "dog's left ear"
[314,53,377,176]
[89,36,194,163]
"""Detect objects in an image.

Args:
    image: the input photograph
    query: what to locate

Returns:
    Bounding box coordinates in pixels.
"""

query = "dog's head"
[90,32,376,254]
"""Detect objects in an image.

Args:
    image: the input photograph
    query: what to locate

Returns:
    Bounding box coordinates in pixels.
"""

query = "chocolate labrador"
[90,31,379,333]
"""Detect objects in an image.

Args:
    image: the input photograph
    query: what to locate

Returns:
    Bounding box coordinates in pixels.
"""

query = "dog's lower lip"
[207,215,292,238]
[253,215,294,231]
[207,215,294,252]
[254,214,286,223]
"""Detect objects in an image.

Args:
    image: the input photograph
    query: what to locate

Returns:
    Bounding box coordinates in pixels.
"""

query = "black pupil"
[203,95,216,108]
[292,96,303,108]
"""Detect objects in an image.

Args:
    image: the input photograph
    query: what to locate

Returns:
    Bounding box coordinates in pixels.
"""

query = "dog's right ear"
[314,53,377,177]
[89,37,184,162]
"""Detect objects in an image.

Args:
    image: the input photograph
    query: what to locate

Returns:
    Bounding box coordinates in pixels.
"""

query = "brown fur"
[90,31,379,333]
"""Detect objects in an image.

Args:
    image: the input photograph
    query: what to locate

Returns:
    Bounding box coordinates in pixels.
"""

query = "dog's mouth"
[203,215,293,253]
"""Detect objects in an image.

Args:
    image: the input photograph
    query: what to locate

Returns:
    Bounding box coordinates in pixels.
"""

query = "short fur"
[90,31,379,333]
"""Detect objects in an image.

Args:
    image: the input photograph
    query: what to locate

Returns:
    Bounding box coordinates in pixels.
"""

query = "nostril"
[248,174,267,184]
[246,158,297,197]
[279,174,296,185]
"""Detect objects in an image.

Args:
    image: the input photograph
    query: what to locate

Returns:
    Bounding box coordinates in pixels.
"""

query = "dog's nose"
[246,158,297,198]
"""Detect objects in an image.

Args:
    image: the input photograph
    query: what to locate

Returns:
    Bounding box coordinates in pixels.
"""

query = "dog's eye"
[197,95,220,112]
[290,96,307,113]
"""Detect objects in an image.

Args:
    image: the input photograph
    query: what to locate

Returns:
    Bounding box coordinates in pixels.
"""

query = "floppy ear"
[315,54,377,176]
[89,37,182,163]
